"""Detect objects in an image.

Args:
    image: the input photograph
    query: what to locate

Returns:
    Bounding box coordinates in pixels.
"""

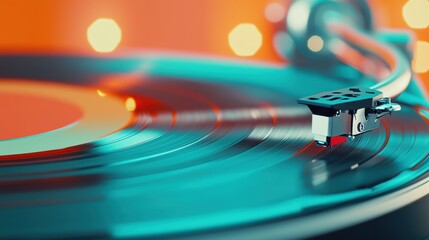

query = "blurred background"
[0,0,427,93]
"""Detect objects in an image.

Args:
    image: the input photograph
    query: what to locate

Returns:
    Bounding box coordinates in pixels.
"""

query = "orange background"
[0,0,427,92]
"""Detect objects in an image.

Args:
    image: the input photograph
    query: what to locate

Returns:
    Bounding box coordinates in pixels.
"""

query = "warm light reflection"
[97,89,106,97]
[125,97,137,112]
[413,41,429,73]
[265,2,286,23]
[87,18,122,53]
[403,0,429,29]
[307,35,324,52]
[228,23,263,57]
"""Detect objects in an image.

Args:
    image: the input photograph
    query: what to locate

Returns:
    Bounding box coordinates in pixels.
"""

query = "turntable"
[0,0,429,239]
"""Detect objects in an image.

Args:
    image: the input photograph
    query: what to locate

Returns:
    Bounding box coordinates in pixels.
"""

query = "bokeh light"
[413,41,429,73]
[97,89,106,97]
[87,18,122,53]
[228,23,263,57]
[265,2,286,23]
[403,0,429,29]
[125,97,137,112]
[307,35,324,52]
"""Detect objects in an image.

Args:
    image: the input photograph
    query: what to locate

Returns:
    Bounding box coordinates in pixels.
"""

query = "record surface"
[0,54,428,239]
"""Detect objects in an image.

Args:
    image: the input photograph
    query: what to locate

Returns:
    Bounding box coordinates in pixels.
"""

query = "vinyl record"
[0,54,428,239]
